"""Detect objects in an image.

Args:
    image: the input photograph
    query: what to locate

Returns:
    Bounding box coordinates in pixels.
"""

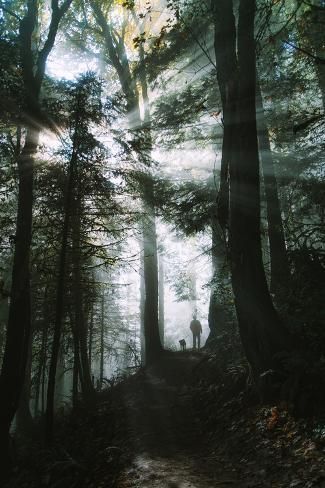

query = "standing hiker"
[190,314,202,350]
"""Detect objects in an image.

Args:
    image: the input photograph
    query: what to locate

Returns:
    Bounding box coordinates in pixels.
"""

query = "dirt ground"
[119,454,237,488]
[5,350,325,488]
[114,351,325,488]
[115,352,243,487]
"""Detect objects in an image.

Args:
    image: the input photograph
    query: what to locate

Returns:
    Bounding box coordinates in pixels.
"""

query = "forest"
[0,0,324,486]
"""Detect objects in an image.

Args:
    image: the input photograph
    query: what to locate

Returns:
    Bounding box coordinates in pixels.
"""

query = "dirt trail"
[120,454,236,488]
[117,352,238,488]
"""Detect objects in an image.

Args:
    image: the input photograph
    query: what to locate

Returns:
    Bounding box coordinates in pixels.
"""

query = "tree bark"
[139,249,146,365]
[142,178,163,364]
[256,80,290,294]
[136,36,163,364]
[0,0,72,468]
[34,303,49,417]
[16,331,34,436]
[54,348,65,410]
[45,150,76,442]
[230,0,289,379]
[0,127,37,476]
[71,306,80,409]
[213,0,290,384]
[99,291,105,388]
[206,212,228,345]
[88,300,94,372]
[71,199,95,403]
[213,0,238,233]
[158,253,165,347]
[306,5,325,110]
[41,326,49,416]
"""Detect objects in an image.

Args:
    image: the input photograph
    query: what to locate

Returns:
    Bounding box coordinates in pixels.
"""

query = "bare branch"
[283,39,325,65]
[0,3,21,21]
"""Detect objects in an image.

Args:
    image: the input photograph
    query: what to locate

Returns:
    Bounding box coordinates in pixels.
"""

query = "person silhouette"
[190,314,202,350]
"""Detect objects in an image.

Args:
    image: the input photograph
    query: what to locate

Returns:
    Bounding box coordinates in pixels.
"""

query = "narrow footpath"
[116,352,239,488]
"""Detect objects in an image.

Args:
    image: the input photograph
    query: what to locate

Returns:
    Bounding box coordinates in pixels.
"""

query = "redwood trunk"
[34,308,48,417]
[99,292,105,387]
[139,250,146,365]
[0,128,37,477]
[229,0,289,378]
[88,301,94,372]
[158,254,165,347]
[16,331,34,436]
[213,0,238,232]
[45,150,76,441]
[256,81,290,293]
[142,178,163,364]
[138,40,163,365]
[71,201,95,402]
[207,212,228,345]
[213,0,289,383]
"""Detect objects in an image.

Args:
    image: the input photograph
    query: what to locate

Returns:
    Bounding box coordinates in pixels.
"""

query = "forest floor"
[116,352,238,488]
[6,350,325,488]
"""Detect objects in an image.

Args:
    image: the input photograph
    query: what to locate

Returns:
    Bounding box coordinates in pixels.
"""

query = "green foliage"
[169,268,196,302]
[155,177,215,235]
[0,38,23,122]
[283,247,325,355]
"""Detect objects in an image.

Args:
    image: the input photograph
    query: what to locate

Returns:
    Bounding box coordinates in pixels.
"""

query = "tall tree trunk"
[0,279,10,361]
[34,286,50,416]
[99,291,105,388]
[206,212,228,345]
[229,0,289,380]
[88,301,94,372]
[71,202,95,403]
[16,331,34,436]
[213,0,238,234]
[306,5,325,110]
[72,347,80,408]
[0,0,73,454]
[256,80,290,294]
[158,253,165,347]
[0,296,9,361]
[40,317,49,416]
[45,151,76,442]
[213,0,290,385]
[54,348,66,410]
[0,127,38,476]
[70,306,80,409]
[142,177,163,364]
[139,249,146,365]
[34,307,48,417]
[138,39,163,365]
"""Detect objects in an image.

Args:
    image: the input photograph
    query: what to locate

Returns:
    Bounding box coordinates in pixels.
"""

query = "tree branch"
[0,3,21,21]
[302,0,325,11]
[283,39,325,65]
[35,0,73,87]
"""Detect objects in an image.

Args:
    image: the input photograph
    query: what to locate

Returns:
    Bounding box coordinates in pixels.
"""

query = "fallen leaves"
[190,353,325,488]
[266,406,280,430]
